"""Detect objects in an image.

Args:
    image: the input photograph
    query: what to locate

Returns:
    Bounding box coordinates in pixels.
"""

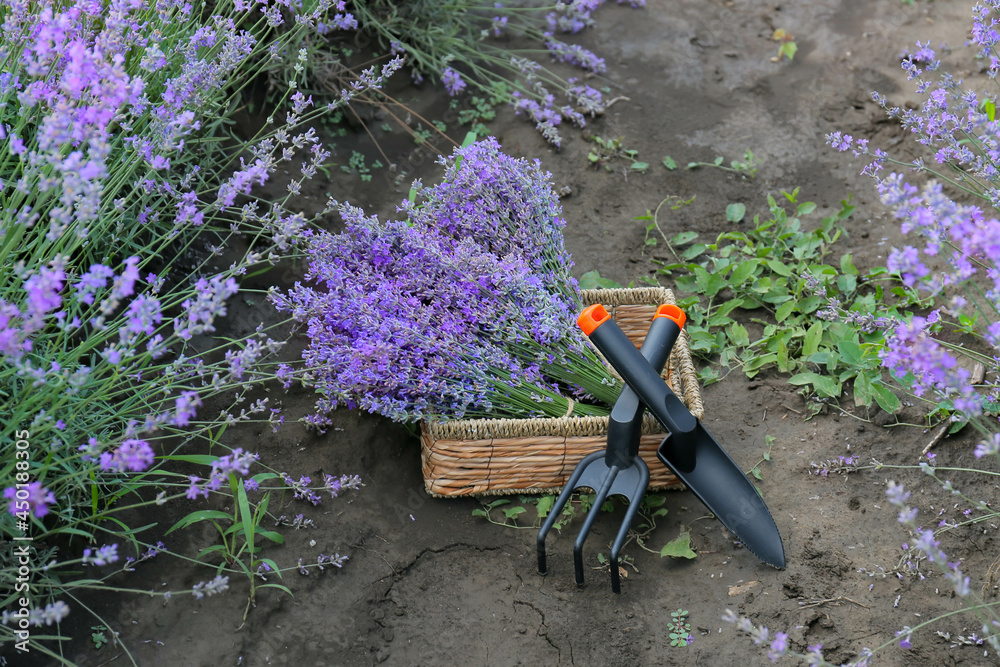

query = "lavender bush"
[327,0,642,147]
[271,137,621,427]
[0,0,401,660]
[725,1,1000,663]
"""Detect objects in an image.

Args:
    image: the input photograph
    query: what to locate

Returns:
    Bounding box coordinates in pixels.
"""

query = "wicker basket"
[419,287,704,497]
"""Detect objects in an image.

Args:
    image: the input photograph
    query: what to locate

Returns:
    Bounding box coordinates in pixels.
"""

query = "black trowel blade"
[658,426,785,569]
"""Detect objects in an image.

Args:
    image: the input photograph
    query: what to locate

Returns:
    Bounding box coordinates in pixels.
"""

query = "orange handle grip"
[577,304,612,336]
[654,304,686,330]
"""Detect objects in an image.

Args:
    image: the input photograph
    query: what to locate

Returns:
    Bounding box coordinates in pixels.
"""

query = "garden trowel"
[578,304,786,569]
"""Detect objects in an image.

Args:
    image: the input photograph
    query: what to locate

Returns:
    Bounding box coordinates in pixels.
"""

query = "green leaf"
[535,495,554,520]
[486,498,510,509]
[778,40,798,61]
[630,161,650,172]
[235,478,255,552]
[837,338,862,366]
[503,506,527,520]
[797,201,817,216]
[472,509,489,518]
[788,372,841,397]
[671,231,699,245]
[872,382,901,414]
[983,98,996,122]
[256,529,284,544]
[802,322,823,356]
[661,530,698,559]
[853,372,873,407]
[777,338,791,373]
[662,155,677,170]
[681,243,708,260]
[729,260,758,286]
[726,202,746,223]
[765,259,793,277]
[775,300,796,323]
[840,253,859,276]
[837,274,857,294]
[196,544,227,560]
[160,454,222,466]
[579,270,623,290]
[751,467,763,481]
[727,322,750,347]
[166,510,231,535]
[259,583,294,596]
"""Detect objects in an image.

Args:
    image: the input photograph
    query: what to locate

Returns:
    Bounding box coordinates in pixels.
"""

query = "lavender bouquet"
[271,138,622,427]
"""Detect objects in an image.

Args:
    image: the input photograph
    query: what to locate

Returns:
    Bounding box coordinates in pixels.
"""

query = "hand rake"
[536,304,686,593]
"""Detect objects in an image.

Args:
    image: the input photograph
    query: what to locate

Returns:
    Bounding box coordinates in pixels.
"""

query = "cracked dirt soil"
[51,0,1000,666]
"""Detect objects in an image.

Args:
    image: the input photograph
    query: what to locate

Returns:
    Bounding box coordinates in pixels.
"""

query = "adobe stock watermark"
[7,429,35,656]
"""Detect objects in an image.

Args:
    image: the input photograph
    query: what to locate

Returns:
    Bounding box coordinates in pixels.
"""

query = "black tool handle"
[605,305,685,467]
[579,304,697,438]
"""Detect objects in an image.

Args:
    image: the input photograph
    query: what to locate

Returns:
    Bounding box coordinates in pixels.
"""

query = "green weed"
[587,136,648,174]
[640,189,927,414]
[685,150,759,178]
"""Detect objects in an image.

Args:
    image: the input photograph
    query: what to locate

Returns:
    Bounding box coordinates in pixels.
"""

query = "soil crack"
[376,542,503,590]
[513,599,563,663]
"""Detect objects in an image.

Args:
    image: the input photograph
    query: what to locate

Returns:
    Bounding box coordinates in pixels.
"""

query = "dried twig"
[798,596,869,609]
[921,423,949,458]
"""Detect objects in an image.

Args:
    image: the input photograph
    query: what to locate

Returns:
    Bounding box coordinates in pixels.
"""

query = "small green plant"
[452,90,504,139]
[472,492,617,529]
[166,471,294,618]
[90,626,109,650]
[342,150,384,182]
[771,29,798,62]
[685,150,759,178]
[669,609,693,647]
[747,435,776,483]
[413,123,433,145]
[587,135,648,173]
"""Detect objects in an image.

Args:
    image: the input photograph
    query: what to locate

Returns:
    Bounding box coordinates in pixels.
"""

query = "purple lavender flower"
[142,541,166,559]
[767,631,788,662]
[975,433,1000,458]
[543,35,606,73]
[186,475,207,500]
[441,67,467,96]
[191,575,229,599]
[4,482,56,518]
[880,312,983,416]
[174,275,238,340]
[99,438,155,473]
[23,260,66,325]
[324,473,363,498]
[201,449,258,491]
[271,139,617,425]
[283,473,323,505]
[172,390,202,427]
[886,482,910,506]
[82,543,119,566]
